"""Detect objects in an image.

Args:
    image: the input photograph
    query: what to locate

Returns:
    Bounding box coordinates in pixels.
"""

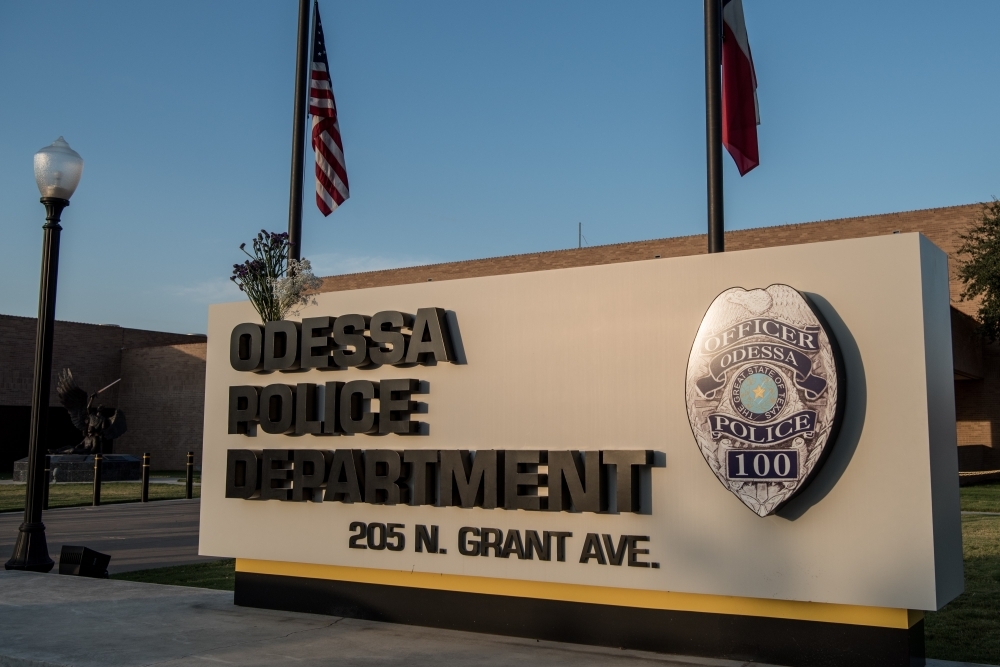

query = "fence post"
[92,452,103,507]
[186,452,194,500]
[43,455,51,511]
[141,453,150,502]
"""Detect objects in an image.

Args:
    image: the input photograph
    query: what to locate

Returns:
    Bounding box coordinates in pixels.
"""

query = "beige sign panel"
[199,233,963,611]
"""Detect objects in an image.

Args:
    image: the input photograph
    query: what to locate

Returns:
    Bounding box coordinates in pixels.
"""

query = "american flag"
[309,2,349,215]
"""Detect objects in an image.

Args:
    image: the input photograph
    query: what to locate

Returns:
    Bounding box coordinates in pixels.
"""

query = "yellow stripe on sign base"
[235,559,922,629]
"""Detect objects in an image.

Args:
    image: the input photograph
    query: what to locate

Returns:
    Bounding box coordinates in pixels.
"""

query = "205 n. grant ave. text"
[347,521,657,568]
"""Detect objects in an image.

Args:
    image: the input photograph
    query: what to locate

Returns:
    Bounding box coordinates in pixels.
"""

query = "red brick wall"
[955,341,1000,447]
[115,342,207,471]
[0,314,204,408]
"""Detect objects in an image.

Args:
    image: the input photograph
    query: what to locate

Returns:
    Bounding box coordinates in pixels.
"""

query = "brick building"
[3,202,996,476]
[314,202,998,476]
[0,315,206,472]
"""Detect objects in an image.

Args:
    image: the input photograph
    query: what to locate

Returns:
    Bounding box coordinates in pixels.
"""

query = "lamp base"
[39,197,69,226]
[4,521,54,572]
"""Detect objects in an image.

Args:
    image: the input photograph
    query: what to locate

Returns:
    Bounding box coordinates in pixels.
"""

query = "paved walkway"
[0,499,215,573]
[0,573,992,667]
[0,571,788,667]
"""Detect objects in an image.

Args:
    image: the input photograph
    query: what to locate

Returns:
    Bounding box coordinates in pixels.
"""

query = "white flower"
[274,258,323,318]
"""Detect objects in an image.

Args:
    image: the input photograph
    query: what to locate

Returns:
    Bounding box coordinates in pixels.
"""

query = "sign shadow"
[778,293,866,521]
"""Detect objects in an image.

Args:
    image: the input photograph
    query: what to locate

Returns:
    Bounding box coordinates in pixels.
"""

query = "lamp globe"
[33,137,83,201]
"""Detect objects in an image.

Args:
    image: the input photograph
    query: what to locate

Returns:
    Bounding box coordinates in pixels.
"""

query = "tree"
[958,199,1000,342]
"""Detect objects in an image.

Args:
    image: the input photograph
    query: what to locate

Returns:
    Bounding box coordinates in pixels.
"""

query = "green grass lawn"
[926,514,1000,664]
[961,482,1000,513]
[150,470,202,482]
[113,559,235,591]
[0,481,200,513]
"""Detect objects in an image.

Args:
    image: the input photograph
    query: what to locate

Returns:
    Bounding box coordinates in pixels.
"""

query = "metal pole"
[287,0,311,262]
[5,197,67,572]
[42,455,51,511]
[705,0,724,253]
[92,453,102,507]
[186,452,194,500]
[141,453,150,502]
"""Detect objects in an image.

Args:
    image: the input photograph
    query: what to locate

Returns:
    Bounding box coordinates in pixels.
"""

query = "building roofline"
[0,313,207,340]
[316,202,983,282]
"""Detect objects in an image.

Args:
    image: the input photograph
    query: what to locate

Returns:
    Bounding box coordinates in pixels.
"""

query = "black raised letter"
[403,450,438,506]
[602,534,628,566]
[458,527,481,556]
[379,378,419,434]
[369,311,412,365]
[415,525,439,553]
[323,381,343,435]
[291,449,330,502]
[259,385,295,434]
[260,449,293,501]
[294,383,323,435]
[481,528,503,557]
[547,450,601,513]
[500,530,525,559]
[364,450,403,505]
[524,531,549,561]
[404,307,454,364]
[579,533,607,564]
[230,323,264,372]
[627,535,651,567]
[324,449,364,502]
[504,450,545,511]
[332,314,370,368]
[439,450,500,509]
[340,380,378,434]
[225,449,260,499]
[228,386,259,435]
[602,450,654,513]
[263,320,300,371]
[300,316,332,369]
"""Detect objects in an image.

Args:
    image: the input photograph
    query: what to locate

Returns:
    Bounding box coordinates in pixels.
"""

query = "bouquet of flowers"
[230,230,321,323]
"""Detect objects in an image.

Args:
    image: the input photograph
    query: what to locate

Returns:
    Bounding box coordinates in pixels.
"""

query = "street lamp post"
[5,137,83,572]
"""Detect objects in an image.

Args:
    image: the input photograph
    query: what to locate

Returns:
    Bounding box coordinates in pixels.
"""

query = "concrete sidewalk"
[0,571,789,667]
[0,499,216,573]
[0,573,992,667]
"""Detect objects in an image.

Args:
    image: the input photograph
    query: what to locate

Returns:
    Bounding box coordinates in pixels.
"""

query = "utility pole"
[578,222,582,249]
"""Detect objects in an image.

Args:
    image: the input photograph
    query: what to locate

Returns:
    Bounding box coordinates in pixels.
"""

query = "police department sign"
[200,235,963,667]
[685,284,844,517]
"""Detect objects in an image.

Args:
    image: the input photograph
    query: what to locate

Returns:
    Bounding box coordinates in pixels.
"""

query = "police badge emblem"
[685,284,844,517]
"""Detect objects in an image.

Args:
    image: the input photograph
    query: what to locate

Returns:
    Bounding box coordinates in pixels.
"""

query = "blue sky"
[1,1,998,334]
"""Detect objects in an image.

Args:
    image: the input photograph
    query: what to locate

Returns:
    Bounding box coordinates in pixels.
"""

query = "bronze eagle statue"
[55,369,127,454]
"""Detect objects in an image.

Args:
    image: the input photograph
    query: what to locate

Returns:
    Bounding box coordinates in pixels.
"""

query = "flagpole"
[287,0,311,262]
[705,0,724,253]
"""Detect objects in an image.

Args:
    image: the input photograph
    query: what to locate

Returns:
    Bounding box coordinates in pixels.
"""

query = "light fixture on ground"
[5,137,84,572]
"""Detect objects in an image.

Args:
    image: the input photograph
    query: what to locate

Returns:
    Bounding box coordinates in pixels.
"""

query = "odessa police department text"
[225,308,658,514]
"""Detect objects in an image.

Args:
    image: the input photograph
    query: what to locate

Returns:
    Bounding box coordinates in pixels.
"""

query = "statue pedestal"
[12,455,141,483]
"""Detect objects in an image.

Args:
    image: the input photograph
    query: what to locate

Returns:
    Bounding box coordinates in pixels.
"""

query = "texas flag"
[722,0,759,175]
